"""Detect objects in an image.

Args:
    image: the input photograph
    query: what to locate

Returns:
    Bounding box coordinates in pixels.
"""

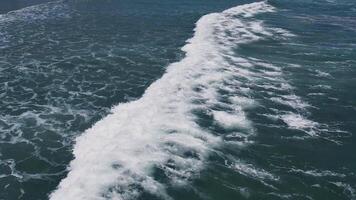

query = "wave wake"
[50,2,278,199]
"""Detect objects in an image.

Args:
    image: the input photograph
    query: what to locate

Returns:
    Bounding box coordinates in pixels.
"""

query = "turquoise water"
[0,0,355,199]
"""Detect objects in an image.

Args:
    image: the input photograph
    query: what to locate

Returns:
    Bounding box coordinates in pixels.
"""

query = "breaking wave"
[49,2,299,199]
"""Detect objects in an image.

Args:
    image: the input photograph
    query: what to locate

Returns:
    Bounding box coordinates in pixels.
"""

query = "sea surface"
[0,0,355,199]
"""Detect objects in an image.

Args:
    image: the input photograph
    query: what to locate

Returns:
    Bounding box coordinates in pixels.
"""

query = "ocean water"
[0,0,355,199]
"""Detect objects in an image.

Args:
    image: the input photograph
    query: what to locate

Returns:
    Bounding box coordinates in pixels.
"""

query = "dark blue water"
[0,0,355,199]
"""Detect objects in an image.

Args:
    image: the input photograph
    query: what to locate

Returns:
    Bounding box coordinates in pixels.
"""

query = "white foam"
[231,161,278,181]
[50,2,278,199]
[258,83,293,91]
[270,27,296,37]
[307,92,325,96]
[213,110,251,130]
[281,113,318,136]
[226,159,279,189]
[311,84,332,90]
[290,168,346,178]
[229,96,256,109]
[314,70,332,78]
[331,182,356,199]
[270,94,310,110]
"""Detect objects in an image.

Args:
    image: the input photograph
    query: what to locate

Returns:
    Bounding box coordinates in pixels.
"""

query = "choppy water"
[0,0,355,199]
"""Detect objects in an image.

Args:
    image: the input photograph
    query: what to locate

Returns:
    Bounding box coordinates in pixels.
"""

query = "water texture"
[0,0,355,199]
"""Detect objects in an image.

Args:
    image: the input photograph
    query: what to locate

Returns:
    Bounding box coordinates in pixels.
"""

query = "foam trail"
[50,2,276,199]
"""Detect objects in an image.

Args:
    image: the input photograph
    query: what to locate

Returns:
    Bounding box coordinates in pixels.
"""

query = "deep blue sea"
[0,0,355,199]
